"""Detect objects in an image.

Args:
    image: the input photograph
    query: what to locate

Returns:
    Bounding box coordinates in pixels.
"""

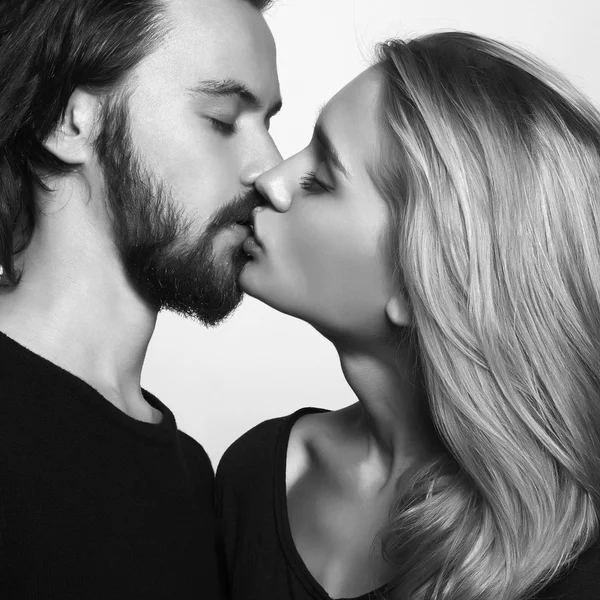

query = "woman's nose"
[255,164,292,212]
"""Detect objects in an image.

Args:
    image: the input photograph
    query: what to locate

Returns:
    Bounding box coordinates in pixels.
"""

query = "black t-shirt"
[216,408,600,600]
[0,330,224,599]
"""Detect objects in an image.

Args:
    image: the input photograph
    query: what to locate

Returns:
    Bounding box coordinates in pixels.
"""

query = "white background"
[142,0,600,466]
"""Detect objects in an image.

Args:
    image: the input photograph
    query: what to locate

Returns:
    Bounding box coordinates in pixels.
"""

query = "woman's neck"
[334,336,441,482]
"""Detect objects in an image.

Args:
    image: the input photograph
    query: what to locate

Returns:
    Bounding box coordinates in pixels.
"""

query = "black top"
[0,330,224,599]
[216,408,600,600]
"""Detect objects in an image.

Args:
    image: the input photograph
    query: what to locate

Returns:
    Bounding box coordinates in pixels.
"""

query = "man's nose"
[240,134,283,188]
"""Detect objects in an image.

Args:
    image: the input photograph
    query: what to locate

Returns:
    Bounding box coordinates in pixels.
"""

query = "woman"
[216,31,600,600]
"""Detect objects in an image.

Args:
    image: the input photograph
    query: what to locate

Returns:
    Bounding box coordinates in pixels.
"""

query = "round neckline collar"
[0,329,177,445]
[273,407,387,600]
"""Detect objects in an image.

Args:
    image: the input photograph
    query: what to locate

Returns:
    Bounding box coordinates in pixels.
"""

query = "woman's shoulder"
[285,405,360,490]
[216,407,327,486]
[533,539,600,599]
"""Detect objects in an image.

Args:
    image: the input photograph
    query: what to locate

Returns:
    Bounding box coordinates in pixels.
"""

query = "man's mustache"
[204,188,265,237]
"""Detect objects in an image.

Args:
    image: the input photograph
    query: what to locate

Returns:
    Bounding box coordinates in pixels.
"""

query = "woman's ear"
[385,292,411,327]
[43,89,102,165]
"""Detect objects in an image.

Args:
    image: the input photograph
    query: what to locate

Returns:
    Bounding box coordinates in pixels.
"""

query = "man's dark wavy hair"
[0,0,273,285]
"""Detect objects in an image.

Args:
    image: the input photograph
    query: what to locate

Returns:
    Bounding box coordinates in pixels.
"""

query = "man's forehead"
[164,0,272,48]
[158,0,279,101]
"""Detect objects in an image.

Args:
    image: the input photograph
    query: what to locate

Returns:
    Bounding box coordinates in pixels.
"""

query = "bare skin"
[242,68,441,598]
[286,349,439,597]
[0,0,281,423]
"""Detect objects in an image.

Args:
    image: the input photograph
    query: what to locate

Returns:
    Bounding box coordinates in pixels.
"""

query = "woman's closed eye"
[299,170,334,195]
[208,117,236,135]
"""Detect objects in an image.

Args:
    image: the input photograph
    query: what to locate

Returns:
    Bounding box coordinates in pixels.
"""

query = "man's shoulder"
[177,429,215,480]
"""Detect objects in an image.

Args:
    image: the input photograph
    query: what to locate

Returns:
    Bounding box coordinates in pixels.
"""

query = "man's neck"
[0,212,161,424]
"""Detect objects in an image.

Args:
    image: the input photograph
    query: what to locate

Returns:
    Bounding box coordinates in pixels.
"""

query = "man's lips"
[241,213,264,256]
[242,235,261,256]
[230,216,254,240]
[250,206,266,246]
[250,217,263,247]
[231,221,253,235]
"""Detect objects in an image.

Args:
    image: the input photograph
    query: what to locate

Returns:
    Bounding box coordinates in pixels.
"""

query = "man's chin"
[128,256,246,327]
[161,285,244,327]
[121,220,252,326]
[189,300,243,327]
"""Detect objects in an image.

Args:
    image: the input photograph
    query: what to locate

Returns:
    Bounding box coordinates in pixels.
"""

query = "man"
[0,0,281,597]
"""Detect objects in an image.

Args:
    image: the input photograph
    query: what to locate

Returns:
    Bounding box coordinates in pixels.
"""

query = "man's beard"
[94,99,261,326]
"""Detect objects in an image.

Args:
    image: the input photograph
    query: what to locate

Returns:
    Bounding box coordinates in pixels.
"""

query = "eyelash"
[208,117,236,135]
[298,170,334,194]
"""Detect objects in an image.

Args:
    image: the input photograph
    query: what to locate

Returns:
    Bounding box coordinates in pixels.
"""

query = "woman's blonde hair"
[373,31,600,599]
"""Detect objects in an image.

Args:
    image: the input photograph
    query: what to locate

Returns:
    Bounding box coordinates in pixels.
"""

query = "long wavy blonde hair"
[372,32,600,599]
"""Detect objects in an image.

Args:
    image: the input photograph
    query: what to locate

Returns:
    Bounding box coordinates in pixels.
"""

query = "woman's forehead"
[317,67,384,171]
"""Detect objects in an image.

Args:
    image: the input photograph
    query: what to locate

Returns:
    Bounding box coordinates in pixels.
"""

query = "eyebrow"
[313,122,349,179]
[188,77,282,119]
